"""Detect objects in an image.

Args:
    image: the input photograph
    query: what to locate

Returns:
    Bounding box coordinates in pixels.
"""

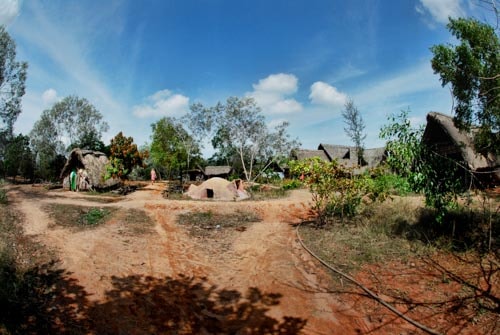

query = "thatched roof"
[60,148,120,189]
[292,149,329,161]
[363,147,387,168]
[204,165,232,177]
[423,112,499,172]
[318,144,357,167]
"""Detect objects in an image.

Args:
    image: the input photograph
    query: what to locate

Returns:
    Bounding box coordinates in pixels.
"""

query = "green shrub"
[0,180,6,205]
[281,179,302,190]
[290,158,376,224]
[79,208,109,226]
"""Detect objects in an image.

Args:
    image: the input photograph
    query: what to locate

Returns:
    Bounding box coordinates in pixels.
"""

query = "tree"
[341,98,366,165]
[107,132,143,179]
[431,17,500,155]
[150,117,201,179]
[0,26,28,141]
[3,133,33,180]
[187,97,300,181]
[29,96,109,180]
[48,96,109,150]
[380,110,464,223]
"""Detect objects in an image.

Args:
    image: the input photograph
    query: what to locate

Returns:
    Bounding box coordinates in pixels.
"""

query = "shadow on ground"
[0,263,306,334]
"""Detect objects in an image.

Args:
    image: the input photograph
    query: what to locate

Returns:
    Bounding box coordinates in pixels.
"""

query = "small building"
[423,112,499,185]
[60,148,120,191]
[292,144,385,173]
[204,166,232,179]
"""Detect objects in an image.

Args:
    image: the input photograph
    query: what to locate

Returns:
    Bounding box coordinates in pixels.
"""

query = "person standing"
[150,168,157,185]
[70,169,77,191]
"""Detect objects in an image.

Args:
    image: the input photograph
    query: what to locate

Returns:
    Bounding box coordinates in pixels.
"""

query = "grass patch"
[44,204,154,235]
[115,208,155,235]
[80,207,110,226]
[45,204,116,230]
[247,184,289,200]
[177,210,261,238]
[298,197,431,273]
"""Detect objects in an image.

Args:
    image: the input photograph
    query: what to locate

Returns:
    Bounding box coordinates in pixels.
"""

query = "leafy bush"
[281,179,302,190]
[370,170,412,196]
[290,158,377,224]
[380,109,466,223]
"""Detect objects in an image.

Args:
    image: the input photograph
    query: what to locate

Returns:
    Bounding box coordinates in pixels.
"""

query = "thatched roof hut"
[60,148,120,190]
[291,149,330,161]
[423,112,499,184]
[204,166,232,179]
[318,144,386,169]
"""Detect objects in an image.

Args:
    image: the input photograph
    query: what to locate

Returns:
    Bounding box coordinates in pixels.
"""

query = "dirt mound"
[185,177,249,201]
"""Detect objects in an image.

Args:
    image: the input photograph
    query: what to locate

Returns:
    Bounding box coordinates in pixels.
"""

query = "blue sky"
[0,0,496,156]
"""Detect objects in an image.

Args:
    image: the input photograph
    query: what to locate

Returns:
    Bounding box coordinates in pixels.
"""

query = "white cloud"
[133,89,189,118]
[416,0,465,24]
[42,88,58,106]
[0,0,20,26]
[252,73,298,94]
[247,73,302,115]
[309,81,348,106]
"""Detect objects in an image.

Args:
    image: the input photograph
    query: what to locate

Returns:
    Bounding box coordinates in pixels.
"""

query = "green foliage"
[150,117,201,179]
[0,26,27,139]
[379,109,424,178]
[369,172,411,196]
[188,97,300,181]
[107,132,143,180]
[431,17,500,155]
[290,157,374,224]
[3,134,33,180]
[0,180,6,204]
[380,110,465,223]
[29,96,109,181]
[79,208,109,226]
[281,179,302,190]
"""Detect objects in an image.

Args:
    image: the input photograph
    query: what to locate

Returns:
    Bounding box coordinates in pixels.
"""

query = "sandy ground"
[5,182,498,334]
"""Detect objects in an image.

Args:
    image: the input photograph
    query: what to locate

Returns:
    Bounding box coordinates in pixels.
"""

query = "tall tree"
[29,96,109,180]
[0,25,28,140]
[49,96,109,150]
[107,132,143,179]
[187,97,300,181]
[3,133,33,180]
[431,17,500,154]
[150,117,200,179]
[341,98,366,165]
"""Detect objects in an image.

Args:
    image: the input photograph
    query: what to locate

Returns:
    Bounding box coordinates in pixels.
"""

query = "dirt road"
[5,183,385,334]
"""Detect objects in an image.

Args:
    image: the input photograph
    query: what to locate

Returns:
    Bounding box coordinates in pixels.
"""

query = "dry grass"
[298,196,432,273]
[177,210,261,238]
[43,204,154,234]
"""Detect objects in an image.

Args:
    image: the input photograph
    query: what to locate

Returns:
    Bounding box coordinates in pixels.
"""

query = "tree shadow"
[391,206,499,253]
[90,274,306,334]
[1,262,306,334]
[322,252,499,334]
[0,261,90,334]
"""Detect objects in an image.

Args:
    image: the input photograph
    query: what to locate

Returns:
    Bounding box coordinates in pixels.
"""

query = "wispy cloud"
[247,73,303,115]
[11,2,123,113]
[0,0,20,26]
[133,89,189,118]
[416,0,465,24]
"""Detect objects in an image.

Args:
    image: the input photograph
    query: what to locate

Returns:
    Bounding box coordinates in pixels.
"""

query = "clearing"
[3,182,498,334]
